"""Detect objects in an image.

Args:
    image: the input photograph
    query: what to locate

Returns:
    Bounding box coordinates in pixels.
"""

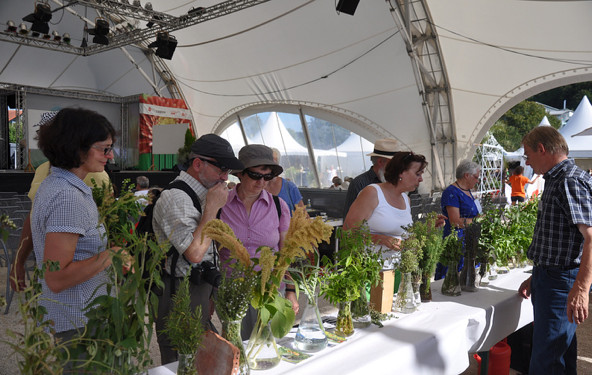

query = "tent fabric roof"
[559,96,592,158]
[1,0,592,190]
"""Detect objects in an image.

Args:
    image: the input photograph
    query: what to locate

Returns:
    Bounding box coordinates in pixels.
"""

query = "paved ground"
[1,266,591,374]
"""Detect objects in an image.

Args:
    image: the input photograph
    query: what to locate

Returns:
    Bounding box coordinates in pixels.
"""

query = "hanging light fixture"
[18,23,29,35]
[6,20,17,33]
[62,32,71,44]
[148,32,177,60]
[22,1,52,35]
[87,18,110,45]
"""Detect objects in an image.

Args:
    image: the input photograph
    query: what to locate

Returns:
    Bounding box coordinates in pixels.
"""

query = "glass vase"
[177,353,197,375]
[441,261,462,296]
[245,310,281,370]
[335,301,354,337]
[294,295,328,352]
[221,319,250,375]
[420,272,433,302]
[351,285,371,329]
[411,271,422,308]
[460,255,478,292]
[393,272,416,313]
[478,262,489,286]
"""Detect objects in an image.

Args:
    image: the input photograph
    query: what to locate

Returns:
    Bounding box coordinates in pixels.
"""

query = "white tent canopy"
[2,0,592,191]
[559,96,592,158]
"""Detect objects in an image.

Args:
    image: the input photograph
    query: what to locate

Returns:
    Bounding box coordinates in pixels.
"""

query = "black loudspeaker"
[336,0,360,16]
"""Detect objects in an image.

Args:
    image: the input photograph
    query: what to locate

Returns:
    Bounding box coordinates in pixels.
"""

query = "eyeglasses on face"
[198,158,230,173]
[244,169,275,181]
[91,145,114,156]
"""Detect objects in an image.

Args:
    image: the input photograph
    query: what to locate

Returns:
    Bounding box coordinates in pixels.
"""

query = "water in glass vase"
[295,326,327,352]
[294,295,327,352]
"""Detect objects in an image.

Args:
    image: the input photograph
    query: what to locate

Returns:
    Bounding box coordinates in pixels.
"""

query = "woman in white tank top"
[344,151,445,267]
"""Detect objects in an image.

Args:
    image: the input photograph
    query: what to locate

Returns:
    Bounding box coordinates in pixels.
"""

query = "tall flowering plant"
[203,206,333,338]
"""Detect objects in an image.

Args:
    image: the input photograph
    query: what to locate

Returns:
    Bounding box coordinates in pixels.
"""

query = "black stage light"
[148,32,177,60]
[22,2,52,35]
[87,18,110,45]
[62,32,71,44]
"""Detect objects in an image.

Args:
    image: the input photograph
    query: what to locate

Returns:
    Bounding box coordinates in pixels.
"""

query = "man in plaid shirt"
[518,126,592,375]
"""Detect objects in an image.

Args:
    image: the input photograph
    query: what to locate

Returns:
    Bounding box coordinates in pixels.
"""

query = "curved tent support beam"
[388,0,454,191]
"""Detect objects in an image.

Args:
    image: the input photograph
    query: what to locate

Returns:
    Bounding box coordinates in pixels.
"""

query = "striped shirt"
[31,167,109,332]
[152,171,215,277]
[528,159,592,267]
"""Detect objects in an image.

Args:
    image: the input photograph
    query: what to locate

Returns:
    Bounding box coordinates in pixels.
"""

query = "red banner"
[138,94,193,154]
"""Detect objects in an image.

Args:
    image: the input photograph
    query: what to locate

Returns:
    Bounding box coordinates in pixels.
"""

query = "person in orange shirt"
[508,166,539,205]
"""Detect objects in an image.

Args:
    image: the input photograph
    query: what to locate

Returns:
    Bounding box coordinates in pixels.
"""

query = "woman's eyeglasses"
[244,169,275,181]
[199,158,230,173]
[92,145,114,156]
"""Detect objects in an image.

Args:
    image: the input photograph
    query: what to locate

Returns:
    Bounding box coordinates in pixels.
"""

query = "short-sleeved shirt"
[152,171,215,277]
[218,187,290,272]
[31,167,109,332]
[441,184,480,238]
[343,168,381,219]
[528,159,592,267]
[508,174,530,198]
[277,178,303,215]
[28,161,111,202]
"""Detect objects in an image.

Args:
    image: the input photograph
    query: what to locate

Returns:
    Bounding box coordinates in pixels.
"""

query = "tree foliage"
[490,101,561,152]
[530,82,592,110]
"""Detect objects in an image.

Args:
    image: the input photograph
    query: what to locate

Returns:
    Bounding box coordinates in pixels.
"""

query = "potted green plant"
[393,244,421,313]
[71,180,168,374]
[203,206,332,369]
[320,225,382,337]
[402,212,444,302]
[440,231,463,296]
[289,248,328,352]
[161,276,205,375]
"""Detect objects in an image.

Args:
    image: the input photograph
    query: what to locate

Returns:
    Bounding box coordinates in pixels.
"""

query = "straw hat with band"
[367,138,399,159]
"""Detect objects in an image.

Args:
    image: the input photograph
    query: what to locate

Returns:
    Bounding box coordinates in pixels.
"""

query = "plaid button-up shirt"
[528,159,592,267]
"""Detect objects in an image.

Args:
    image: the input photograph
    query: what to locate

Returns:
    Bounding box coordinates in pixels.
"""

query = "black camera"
[189,260,222,287]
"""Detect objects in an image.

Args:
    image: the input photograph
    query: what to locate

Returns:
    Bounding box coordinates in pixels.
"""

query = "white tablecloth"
[149,267,533,375]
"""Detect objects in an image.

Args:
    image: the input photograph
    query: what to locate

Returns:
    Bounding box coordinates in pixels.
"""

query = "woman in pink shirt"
[218,144,296,339]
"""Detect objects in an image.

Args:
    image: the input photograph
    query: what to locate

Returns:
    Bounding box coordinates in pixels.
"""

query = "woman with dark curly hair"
[31,107,120,346]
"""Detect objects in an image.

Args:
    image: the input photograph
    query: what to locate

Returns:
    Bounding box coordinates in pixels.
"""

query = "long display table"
[149,267,533,375]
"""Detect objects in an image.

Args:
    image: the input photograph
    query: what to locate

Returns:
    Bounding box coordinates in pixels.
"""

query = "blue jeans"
[530,265,578,375]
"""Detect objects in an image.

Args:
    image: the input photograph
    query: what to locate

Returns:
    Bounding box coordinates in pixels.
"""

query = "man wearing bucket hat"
[152,133,244,364]
[217,144,296,339]
[342,138,399,218]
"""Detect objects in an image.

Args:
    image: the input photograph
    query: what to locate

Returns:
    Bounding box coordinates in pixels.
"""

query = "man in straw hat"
[342,138,398,218]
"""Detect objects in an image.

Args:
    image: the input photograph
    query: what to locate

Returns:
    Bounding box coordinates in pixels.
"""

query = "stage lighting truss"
[0,0,271,56]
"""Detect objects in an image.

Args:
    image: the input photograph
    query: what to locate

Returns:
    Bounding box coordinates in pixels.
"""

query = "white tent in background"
[336,133,375,153]
[559,96,592,158]
[539,116,551,127]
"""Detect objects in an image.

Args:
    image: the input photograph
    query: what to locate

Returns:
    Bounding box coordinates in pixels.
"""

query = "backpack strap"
[165,179,203,297]
[272,195,282,219]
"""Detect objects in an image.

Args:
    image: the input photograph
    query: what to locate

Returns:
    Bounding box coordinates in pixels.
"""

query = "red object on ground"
[473,338,512,375]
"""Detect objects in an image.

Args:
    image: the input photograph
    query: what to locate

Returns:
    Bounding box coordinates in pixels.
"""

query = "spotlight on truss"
[6,20,17,33]
[148,32,177,60]
[18,23,29,35]
[87,18,110,45]
[63,32,71,44]
[22,2,52,35]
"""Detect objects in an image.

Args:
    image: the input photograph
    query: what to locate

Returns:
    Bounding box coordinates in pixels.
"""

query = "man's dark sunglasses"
[198,158,230,173]
[244,169,275,181]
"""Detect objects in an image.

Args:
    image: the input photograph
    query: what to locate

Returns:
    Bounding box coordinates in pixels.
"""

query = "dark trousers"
[155,274,215,365]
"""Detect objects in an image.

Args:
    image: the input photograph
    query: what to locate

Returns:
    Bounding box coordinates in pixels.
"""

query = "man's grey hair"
[136,175,150,189]
[455,160,480,180]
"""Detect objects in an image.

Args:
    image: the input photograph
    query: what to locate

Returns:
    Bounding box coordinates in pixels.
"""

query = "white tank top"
[366,184,412,239]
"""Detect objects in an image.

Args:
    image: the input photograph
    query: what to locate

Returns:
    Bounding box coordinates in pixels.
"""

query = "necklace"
[455,182,471,192]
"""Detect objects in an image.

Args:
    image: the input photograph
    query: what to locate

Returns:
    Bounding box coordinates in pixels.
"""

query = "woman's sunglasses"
[244,169,275,181]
